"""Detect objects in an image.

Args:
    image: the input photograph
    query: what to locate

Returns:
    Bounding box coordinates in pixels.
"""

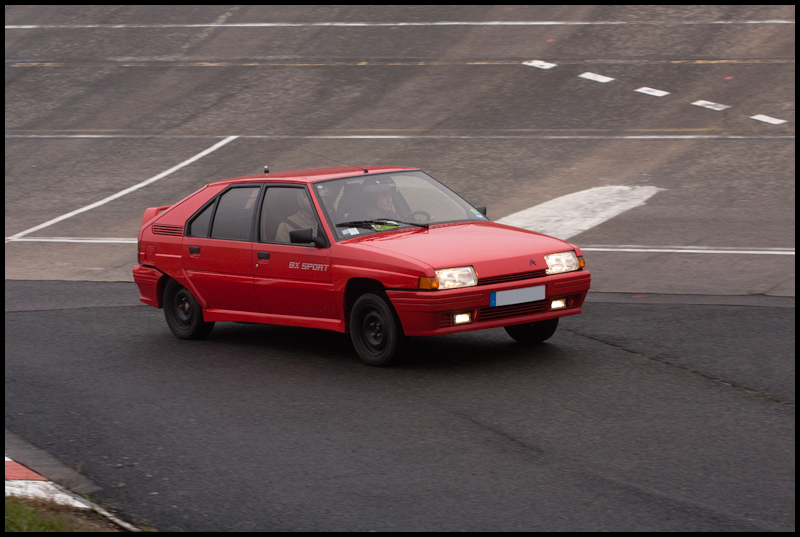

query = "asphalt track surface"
[5,5,795,531]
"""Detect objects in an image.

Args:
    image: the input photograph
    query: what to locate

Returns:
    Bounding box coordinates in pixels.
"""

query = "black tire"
[349,293,407,366]
[163,279,215,340]
[504,318,559,344]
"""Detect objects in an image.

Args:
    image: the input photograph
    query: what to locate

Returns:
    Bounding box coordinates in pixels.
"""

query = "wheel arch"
[154,273,172,308]
[344,278,387,334]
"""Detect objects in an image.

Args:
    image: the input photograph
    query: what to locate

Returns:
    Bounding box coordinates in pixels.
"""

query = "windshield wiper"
[336,218,429,229]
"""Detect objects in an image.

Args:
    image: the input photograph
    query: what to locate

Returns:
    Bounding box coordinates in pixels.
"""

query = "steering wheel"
[404,210,432,223]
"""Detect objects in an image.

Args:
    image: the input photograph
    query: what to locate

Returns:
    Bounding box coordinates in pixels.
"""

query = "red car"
[133,166,591,366]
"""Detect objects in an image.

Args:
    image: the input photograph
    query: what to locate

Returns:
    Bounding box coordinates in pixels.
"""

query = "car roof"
[210,166,420,186]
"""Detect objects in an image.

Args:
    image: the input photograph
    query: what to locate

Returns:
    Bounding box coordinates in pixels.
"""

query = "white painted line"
[635,87,670,97]
[581,247,794,255]
[579,72,615,83]
[496,185,663,240]
[5,21,796,30]
[750,114,787,124]
[7,237,138,243]
[4,134,795,140]
[5,456,12,462]
[582,244,794,251]
[522,60,557,69]
[692,100,730,111]
[4,238,795,256]
[5,480,89,509]
[5,136,238,242]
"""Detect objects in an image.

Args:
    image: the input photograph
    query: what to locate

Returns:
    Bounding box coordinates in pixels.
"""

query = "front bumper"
[387,270,591,336]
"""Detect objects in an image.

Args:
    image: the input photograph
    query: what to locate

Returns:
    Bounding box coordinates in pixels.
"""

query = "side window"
[259,187,323,244]
[187,201,214,237]
[209,187,260,241]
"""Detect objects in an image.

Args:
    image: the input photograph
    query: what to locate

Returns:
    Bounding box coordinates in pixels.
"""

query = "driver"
[275,190,319,243]
[361,177,400,220]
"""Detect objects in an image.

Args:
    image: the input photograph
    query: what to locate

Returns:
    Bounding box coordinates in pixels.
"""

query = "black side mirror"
[289,228,326,248]
[475,206,487,217]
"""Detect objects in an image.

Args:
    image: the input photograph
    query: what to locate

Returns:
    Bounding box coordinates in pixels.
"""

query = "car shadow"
[198,321,567,372]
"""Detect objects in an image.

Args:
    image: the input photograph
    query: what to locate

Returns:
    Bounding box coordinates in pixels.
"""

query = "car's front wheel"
[163,279,215,340]
[350,293,406,366]
[504,318,559,344]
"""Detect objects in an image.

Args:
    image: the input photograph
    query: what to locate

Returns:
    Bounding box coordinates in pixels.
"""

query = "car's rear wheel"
[163,279,215,340]
[350,293,406,366]
[504,318,559,344]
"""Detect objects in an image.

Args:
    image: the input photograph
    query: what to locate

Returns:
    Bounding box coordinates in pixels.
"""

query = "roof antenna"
[301,149,368,173]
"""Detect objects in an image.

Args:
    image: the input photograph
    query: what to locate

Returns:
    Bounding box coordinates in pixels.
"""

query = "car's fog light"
[550,299,566,310]
[453,313,472,325]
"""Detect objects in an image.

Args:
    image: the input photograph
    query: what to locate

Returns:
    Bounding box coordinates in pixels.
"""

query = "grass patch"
[5,495,122,532]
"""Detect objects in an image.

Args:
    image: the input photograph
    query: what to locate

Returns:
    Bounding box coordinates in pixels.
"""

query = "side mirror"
[475,206,487,217]
[289,228,326,248]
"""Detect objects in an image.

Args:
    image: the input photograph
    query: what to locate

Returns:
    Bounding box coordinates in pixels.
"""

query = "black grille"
[476,300,550,322]
[152,224,184,236]
[478,269,547,286]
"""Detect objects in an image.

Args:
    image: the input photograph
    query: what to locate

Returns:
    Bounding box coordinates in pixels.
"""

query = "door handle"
[257,252,270,259]
[189,246,200,254]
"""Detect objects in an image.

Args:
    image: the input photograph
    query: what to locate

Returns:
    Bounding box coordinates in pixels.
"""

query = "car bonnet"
[345,221,574,279]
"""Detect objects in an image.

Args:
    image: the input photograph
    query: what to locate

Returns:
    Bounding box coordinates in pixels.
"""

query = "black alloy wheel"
[350,293,406,366]
[504,317,559,344]
[163,279,215,340]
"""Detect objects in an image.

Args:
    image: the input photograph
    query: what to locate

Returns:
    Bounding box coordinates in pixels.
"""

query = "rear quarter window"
[187,202,214,237]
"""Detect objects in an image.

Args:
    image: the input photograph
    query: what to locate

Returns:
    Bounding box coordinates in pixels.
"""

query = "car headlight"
[434,266,477,289]
[544,251,580,275]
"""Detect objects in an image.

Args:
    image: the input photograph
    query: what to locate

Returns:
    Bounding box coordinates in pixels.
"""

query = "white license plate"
[490,285,545,307]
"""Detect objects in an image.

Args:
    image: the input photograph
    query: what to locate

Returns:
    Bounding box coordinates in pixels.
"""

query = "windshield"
[313,171,488,240]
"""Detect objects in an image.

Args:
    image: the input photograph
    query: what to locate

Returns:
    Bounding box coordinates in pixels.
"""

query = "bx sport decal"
[289,261,330,272]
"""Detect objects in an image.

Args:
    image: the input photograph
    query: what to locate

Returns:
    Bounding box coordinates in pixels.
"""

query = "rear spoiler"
[141,205,172,228]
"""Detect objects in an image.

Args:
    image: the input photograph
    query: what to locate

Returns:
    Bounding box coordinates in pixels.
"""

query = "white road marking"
[582,246,794,255]
[496,185,663,240]
[635,87,670,97]
[522,60,557,69]
[8,237,793,255]
[692,100,730,111]
[7,237,138,243]
[750,114,787,124]
[579,72,615,83]
[12,134,792,140]
[5,21,795,30]
[5,136,238,242]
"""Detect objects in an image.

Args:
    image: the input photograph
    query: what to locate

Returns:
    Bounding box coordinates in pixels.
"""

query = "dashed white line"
[750,114,788,125]
[635,87,670,97]
[4,21,796,30]
[522,60,557,69]
[5,136,239,242]
[579,72,615,83]
[691,100,730,111]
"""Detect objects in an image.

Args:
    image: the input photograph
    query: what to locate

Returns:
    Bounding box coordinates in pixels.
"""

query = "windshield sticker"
[341,227,360,236]
[470,208,487,219]
[371,223,401,231]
